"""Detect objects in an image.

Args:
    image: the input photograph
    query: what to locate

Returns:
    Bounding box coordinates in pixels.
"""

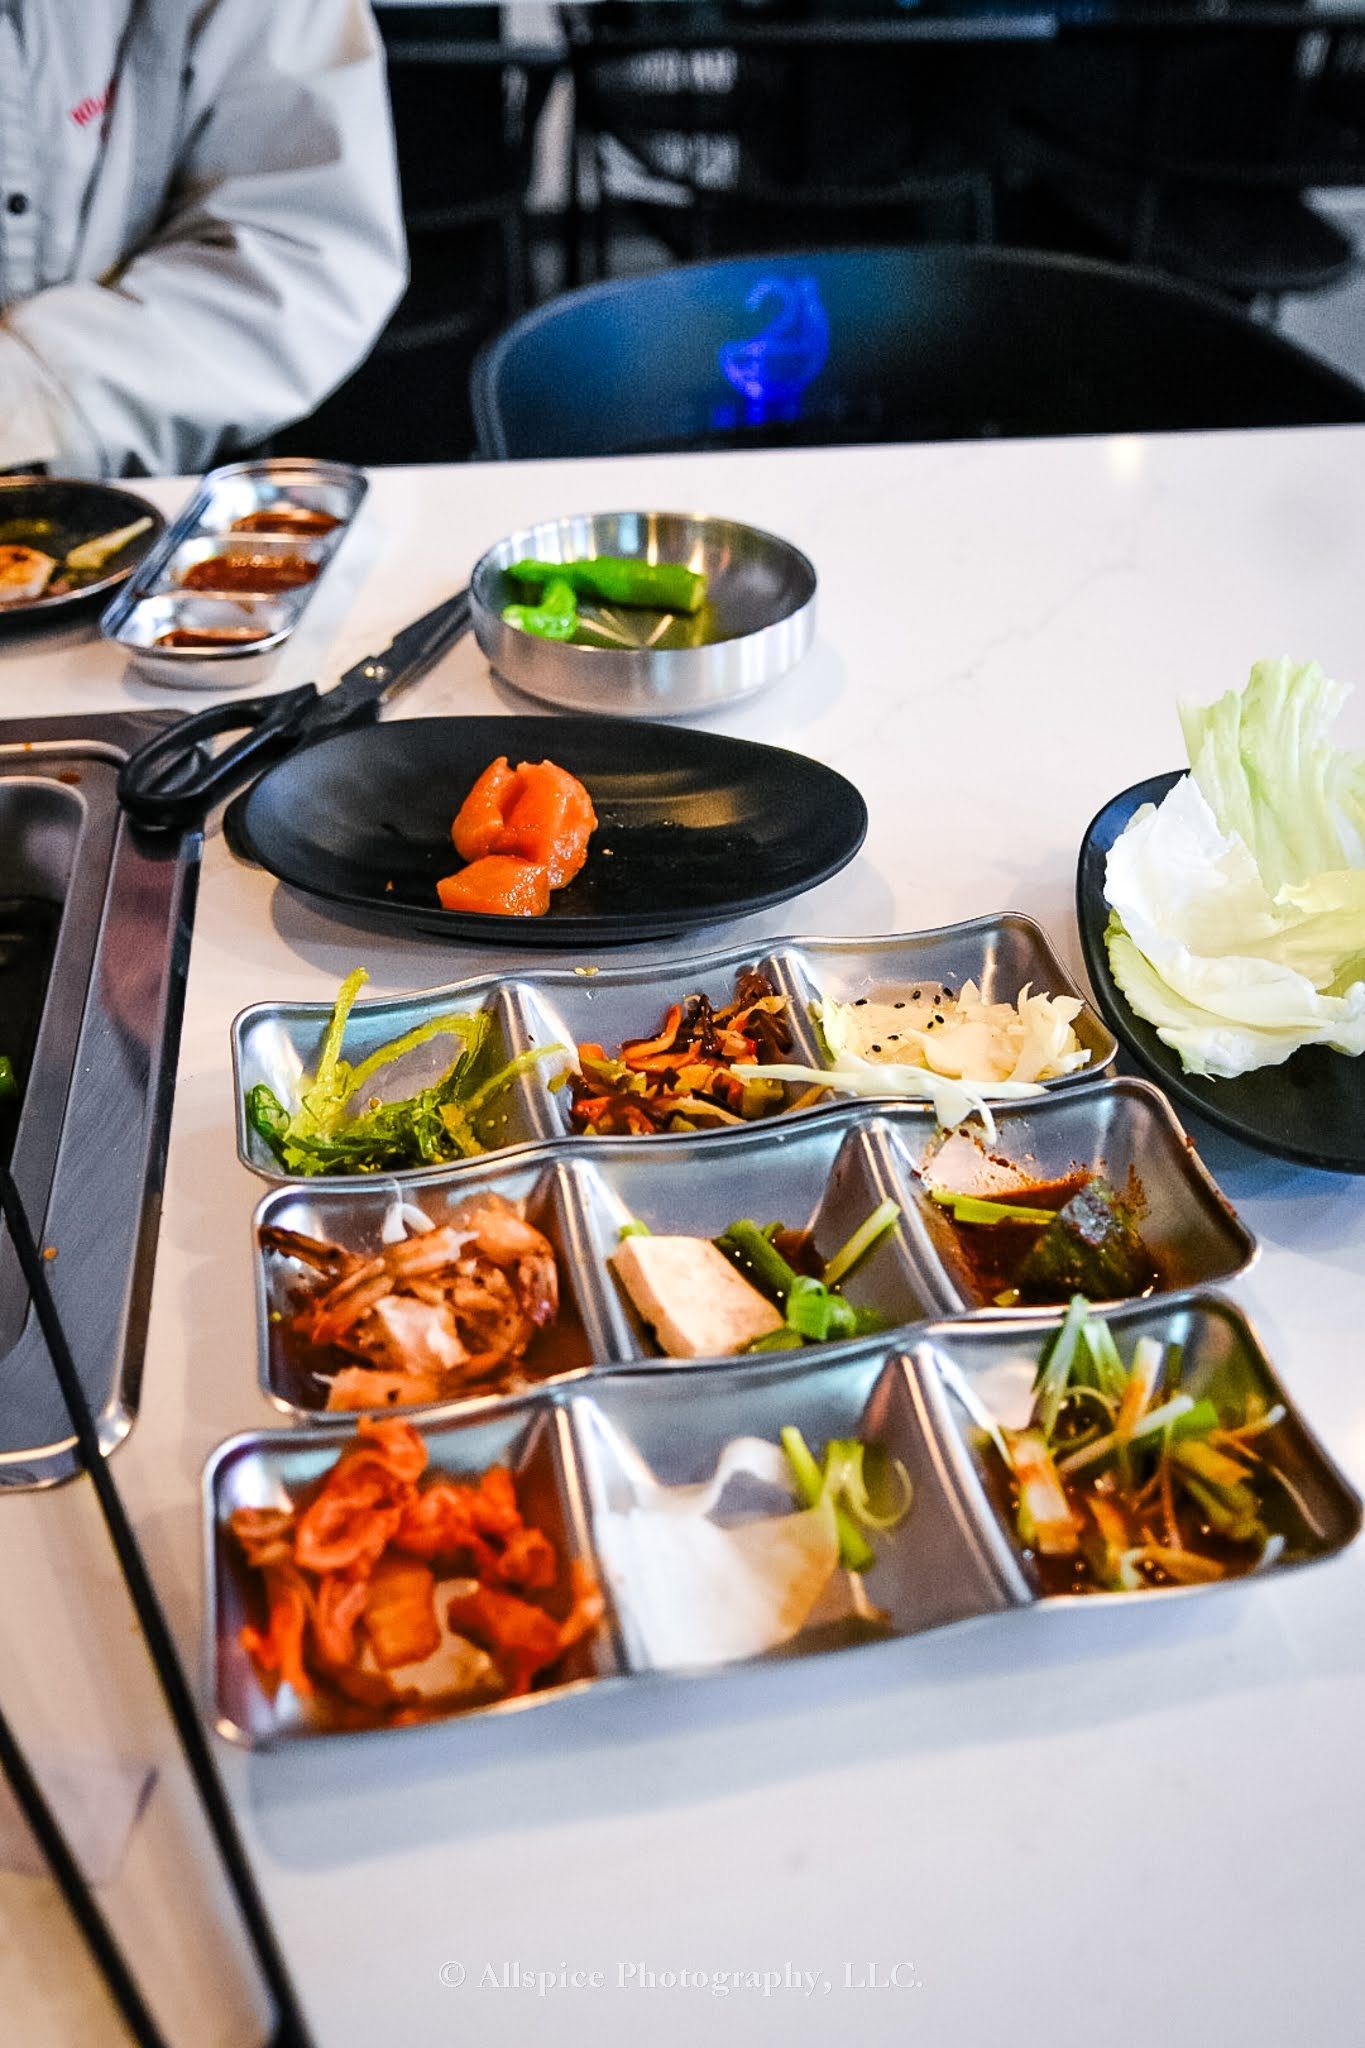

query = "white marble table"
[1,428,1363,2048]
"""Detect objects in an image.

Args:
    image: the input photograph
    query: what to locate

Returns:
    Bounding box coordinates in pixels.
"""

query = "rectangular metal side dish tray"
[101,458,367,689]
[232,915,1120,1183]
[250,1087,1256,1420]
[205,1292,1362,1747]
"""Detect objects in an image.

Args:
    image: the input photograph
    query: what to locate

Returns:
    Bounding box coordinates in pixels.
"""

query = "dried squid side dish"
[262,1192,564,1412]
[231,1418,604,1723]
[569,969,797,1135]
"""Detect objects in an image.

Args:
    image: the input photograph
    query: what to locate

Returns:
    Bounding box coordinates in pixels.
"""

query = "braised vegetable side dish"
[594,1429,911,1668]
[739,980,1091,1133]
[928,1170,1159,1305]
[501,555,708,649]
[985,1298,1298,1593]
[231,1418,604,1722]
[569,970,795,1134]
[610,1199,900,1358]
[245,967,559,1175]
[438,757,598,917]
[263,1193,567,1412]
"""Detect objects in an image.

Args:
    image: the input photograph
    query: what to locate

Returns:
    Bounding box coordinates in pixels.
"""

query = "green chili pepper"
[508,556,707,616]
[501,575,579,642]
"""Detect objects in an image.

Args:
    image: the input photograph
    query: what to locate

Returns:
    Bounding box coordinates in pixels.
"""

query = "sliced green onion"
[618,1219,651,1241]
[1056,1392,1195,1477]
[779,1427,875,1572]
[822,1198,900,1288]
[929,1189,1058,1227]
[1034,1294,1090,1441]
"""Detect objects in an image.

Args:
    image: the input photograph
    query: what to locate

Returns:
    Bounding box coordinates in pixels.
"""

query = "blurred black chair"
[560,5,998,282]
[275,9,561,465]
[470,243,1365,460]
[1005,35,1359,312]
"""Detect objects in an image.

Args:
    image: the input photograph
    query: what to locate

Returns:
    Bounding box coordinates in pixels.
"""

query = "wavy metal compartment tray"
[233,914,1119,1185]
[204,1293,1361,1747]
[251,1084,1255,1421]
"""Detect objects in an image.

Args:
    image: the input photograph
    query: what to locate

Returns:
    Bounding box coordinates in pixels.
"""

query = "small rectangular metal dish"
[250,1089,1254,1421]
[101,458,366,689]
[233,915,1118,1185]
[205,1294,1361,1746]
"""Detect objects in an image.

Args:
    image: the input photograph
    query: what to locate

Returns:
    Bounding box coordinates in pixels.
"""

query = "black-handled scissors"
[116,586,472,830]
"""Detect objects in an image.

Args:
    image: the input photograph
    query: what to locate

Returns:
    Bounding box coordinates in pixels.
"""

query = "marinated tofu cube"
[611,1235,784,1358]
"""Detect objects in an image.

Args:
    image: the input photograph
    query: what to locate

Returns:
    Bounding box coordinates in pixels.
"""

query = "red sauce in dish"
[180,553,318,595]
[154,626,270,650]
[231,507,341,537]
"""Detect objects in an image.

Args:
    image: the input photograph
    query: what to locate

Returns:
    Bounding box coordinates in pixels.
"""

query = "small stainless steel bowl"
[470,510,817,719]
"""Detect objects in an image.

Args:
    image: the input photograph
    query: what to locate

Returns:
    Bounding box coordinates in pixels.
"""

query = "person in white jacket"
[0,0,408,476]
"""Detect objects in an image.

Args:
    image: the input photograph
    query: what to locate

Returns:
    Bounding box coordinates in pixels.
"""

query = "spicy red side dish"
[231,1417,603,1724]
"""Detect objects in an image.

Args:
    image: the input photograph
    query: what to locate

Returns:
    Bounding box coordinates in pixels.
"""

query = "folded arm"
[0,0,407,476]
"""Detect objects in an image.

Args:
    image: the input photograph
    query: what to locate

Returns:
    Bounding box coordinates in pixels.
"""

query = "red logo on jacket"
[70,80,116,129]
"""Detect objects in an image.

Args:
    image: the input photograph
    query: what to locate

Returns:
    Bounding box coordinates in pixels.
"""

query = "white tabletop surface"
[1,429,1363,2048]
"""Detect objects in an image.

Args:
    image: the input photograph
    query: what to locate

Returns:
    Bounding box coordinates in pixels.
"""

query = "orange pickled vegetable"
[443,756,597,916]
[437,854,552,917]
[493,760,597,887]
[452,756,522,862]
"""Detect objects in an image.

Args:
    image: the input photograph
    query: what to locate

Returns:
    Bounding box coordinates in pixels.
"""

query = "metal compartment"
[158,532,332,602]
[0,718,199,1488]
[571,1346,1032,1675]
[256,1158,602,1417]
[233,918,1118,1184]
[888,1076,1256,1313]
[101,457,366,689]
[914,1292,1364,1601]
[248,1092,1253,1422]
[206,1394,623,1747]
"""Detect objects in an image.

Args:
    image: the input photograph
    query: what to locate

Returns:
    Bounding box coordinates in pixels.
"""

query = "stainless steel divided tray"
[101,457,366,689]
[205,1292,1361,1746]
[251,1084,1254,1420]
[233,915,1119,1184]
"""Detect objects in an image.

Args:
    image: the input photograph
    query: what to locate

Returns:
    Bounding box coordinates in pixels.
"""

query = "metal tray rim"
[231,913,1119,1185]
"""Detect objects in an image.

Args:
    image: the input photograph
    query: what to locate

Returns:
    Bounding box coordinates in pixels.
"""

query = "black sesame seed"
[871,1043,882,1053]
[855,998,868,1007]
[894,1001,906,1010]
[935,1013,946,1025]
[912,989,921,1000]
[888,1034,899,1042]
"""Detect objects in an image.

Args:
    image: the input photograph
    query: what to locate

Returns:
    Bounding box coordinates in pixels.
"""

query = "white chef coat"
[0,0,407,475]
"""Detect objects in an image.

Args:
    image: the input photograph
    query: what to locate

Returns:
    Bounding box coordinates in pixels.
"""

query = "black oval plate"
[1078,771,1365,1175]
[236,715,868,946]
[0,477,164,629]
